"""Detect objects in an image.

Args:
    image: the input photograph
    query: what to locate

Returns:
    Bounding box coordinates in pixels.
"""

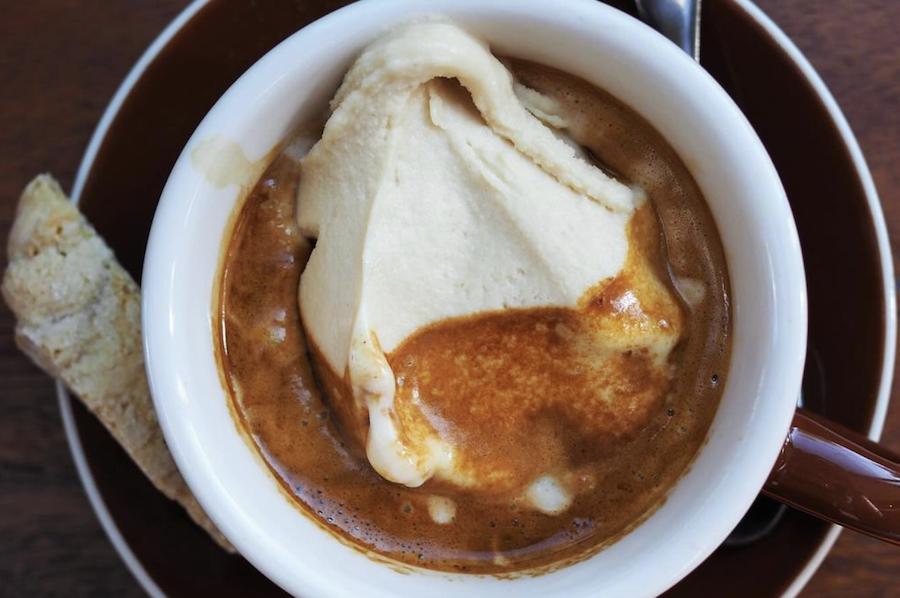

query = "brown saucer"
[60,0,892,596]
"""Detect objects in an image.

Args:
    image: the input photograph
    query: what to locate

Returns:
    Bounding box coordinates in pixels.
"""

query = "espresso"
[217,60,731,572]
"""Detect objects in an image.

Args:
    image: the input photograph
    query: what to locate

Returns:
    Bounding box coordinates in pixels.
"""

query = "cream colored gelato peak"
[296,20,644,488]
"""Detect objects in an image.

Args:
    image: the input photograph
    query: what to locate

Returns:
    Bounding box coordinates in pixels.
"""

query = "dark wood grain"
[0,1,897,597]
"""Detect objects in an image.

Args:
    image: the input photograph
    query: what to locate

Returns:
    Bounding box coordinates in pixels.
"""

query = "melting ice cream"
[296,20,683,513]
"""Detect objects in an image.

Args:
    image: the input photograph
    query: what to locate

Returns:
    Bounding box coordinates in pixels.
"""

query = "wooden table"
[0,0,897,596]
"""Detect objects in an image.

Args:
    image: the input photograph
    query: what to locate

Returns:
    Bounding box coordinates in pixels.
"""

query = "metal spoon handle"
[635,0,701,62]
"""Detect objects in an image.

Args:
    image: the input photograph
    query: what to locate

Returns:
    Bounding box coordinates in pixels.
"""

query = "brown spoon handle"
[762,408,900,546]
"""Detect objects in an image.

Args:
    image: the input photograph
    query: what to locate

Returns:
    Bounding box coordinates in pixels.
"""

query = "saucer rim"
[56,1,896,597]
[731,0,896,595]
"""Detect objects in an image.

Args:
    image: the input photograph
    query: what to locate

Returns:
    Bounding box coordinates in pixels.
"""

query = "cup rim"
[142,1,807,596]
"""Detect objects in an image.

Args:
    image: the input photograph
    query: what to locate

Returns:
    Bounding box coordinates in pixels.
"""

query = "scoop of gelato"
[296,20,681,501]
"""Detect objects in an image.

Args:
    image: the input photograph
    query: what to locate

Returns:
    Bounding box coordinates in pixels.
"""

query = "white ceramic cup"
[142,0,807,596]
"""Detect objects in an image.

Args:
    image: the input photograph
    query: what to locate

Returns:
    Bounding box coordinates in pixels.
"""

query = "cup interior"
[142,1,807,597]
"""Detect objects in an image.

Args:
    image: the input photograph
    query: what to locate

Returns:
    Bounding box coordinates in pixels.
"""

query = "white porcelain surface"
[142,1,807,597]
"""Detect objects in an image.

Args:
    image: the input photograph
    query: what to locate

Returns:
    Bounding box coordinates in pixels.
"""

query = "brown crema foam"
[217,60,731,573]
